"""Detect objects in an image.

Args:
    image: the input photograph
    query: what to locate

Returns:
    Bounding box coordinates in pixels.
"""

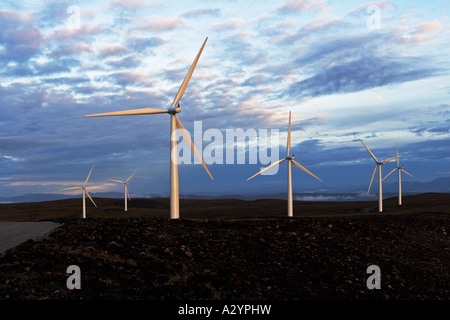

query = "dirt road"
[0,222,61,253]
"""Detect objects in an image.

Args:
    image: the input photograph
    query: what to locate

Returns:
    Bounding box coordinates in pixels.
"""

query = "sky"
[0,0,449,198]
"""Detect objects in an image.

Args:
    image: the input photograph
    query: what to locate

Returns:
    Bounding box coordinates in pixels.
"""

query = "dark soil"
[0,193,448,300]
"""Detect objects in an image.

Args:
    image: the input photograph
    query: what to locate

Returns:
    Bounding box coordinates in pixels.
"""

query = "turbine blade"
[85,108,168,117]
[171,37,208,108]
[84,166,94,187]
[175,116,213,180]
[126,170,137,183]
[109,179,124,184]
[287,111,291,156]
[359,139,378,162]
[85,189,97,207]
[368,165,378,194]
[382,155,403,163]
[291,160,323,182]
[247,158,286,181]
[382,168,397,181]
[401,169,414,178]
[59,187,82,191]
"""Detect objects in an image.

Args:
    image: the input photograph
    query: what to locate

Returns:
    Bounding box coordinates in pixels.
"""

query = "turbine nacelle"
[286,155,294,160]
[168,105,181,114]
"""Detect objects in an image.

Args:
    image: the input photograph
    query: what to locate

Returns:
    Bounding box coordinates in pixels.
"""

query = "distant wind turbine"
[382,144,414,206]
[247,111,322,217]
[109,170,137,212]
[60,166,97,219]
[359,139,401,212]
[84,38,213,219]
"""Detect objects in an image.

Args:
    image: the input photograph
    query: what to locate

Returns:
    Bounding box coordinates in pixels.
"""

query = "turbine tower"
[60,166,97,219]
[247,111,322,217]
[382,144,414,206]
[359,139,401,212]
[84,38,213,219]
[109,170,137,212]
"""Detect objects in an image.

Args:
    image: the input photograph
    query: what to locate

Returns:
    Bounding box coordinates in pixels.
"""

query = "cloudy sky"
[0,0,449,198]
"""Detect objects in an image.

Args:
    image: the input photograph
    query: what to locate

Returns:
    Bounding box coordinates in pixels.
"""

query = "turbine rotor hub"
[286,155,294,160]
[168,104,181,114]
[376,161,384,165]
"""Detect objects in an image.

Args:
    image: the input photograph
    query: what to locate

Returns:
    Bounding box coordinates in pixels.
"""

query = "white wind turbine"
[60,166,97,219]
[84,38,213,219]
[382,144,414,206]
[247,111,322,217]
[109,170,137,212]
[359,139,401,212]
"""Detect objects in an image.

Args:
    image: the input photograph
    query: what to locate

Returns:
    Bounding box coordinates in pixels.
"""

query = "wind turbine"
[247,111,322,217]
[60,166,97,219]
[359,139,401,212]
[109,170,137,212]
[84,38,213,219]
[382,144,414,206]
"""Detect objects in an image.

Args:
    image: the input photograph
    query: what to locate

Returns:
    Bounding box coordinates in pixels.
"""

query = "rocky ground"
[0,211,448,300]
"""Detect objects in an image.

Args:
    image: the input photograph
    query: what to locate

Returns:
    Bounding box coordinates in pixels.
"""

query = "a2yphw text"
[178,304,271,317]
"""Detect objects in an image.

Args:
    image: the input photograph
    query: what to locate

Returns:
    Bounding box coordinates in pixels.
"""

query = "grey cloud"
[126,37,166,51]
[409,122,450,136]
[73,85,96,95]
[3,58,80,77]
[97,46,129,58]
[241,74,269,87]
[276,0,327,14]
[3,64,35,77]
[295,34,381,68]
[348,1,396,16]
[288,32,442,98]
[33,58,79,75]
[0,17,43,64]
[0,82,47,111]
[289,55,439,98]
[182,8,221,18]
[42,75,90,85]
[268,19,351,46]
[380,139,450,162]
[220,36,268,67]
[106,55,142,69]
[429,127,450,134]
[161,68,185,83]
[104,71,150,87]
[257,63,297,79]
[37,0,76,29]
[0,136,51,153]
[48,43,92,57]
